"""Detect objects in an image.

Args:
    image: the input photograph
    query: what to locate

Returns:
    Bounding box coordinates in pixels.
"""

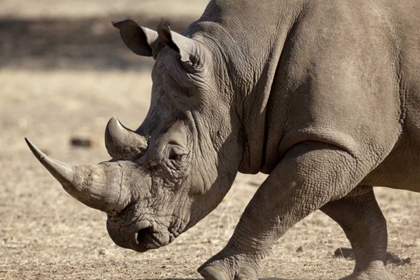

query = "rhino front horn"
[105,117,147,159]
[25,138,128,215]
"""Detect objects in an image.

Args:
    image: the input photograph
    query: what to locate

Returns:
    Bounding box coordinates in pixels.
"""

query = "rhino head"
[26,19,242,252]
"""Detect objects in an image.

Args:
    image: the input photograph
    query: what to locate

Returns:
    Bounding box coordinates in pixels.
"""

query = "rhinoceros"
[26,0,419,279]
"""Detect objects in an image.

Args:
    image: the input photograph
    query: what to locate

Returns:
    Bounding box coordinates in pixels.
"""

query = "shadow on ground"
[0,16,192,71]
[144,278,295,280]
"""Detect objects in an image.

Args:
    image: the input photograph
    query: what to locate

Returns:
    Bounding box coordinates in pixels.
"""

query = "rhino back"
[390,2,420,145]
[234,1,419,175]
[365,1,420,192]
[363,1,420,191]
[274,1,420,192]
[193,0,420,188]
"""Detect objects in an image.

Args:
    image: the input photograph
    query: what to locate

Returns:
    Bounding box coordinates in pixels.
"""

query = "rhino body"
[27,0,420,279]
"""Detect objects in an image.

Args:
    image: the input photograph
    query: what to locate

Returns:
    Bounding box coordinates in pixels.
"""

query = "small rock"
[98,249,107,255]
[296,246,304,253]
[70,137,92,148]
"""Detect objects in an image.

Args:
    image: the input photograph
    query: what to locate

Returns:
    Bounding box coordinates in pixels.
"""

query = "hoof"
[199,266,230,280]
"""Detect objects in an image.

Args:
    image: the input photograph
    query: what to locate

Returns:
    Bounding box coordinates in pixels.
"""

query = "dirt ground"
[0,1,419,279]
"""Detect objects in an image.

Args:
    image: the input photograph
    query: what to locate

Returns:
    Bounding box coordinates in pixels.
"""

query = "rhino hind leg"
[321,186,395,280]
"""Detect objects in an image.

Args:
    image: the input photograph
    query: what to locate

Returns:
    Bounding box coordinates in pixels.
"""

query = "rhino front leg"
[321,186,395,280]
[199,141,378,280]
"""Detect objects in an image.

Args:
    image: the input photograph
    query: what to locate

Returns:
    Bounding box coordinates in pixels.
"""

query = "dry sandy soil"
[0,1,419,279]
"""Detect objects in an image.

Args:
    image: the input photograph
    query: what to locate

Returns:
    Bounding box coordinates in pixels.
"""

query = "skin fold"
[27,0,420,279]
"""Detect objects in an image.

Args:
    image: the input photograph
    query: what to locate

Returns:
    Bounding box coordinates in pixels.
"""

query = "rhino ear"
[112,19,158,57]
[157,22,200,66]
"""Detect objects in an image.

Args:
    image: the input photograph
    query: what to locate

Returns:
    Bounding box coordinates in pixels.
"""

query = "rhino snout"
[107,219,170,252]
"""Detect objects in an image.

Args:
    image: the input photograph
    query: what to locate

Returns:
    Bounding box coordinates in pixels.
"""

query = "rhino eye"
[169,153,183,161]
[168,146,188,161]
[181,60,197,73]
[168,150,183,161]
[180,55,201,74]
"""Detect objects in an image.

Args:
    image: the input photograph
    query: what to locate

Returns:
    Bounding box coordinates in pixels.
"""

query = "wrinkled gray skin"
[26,0,420,279]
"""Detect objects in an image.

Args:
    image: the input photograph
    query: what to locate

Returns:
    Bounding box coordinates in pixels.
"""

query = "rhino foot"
[198,250,261,280]
[339,261,396,280]
[340,273,395,280]
[199,266,230,280]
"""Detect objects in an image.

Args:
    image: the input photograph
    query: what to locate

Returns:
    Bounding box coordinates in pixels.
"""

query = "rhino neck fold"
[194,2,303,174]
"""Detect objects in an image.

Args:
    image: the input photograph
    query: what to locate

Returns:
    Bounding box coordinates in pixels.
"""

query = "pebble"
[98,249,107,255]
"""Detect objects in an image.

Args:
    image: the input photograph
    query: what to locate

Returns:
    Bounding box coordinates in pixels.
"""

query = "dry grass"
[1,0,419,279]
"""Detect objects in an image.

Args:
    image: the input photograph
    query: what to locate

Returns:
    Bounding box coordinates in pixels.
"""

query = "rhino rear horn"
[113,19,159,57]
[25,138,127,215]
[105,117,147,160]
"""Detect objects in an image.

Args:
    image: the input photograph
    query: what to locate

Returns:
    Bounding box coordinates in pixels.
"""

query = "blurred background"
[0,0,209,159]
[0,1,419,279]
[0,0,208,71]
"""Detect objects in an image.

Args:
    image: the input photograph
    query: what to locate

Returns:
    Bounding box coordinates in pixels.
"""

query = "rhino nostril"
[137,226,153,244]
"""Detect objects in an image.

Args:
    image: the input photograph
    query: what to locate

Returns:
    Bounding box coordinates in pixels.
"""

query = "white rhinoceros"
[26,0,420,279]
